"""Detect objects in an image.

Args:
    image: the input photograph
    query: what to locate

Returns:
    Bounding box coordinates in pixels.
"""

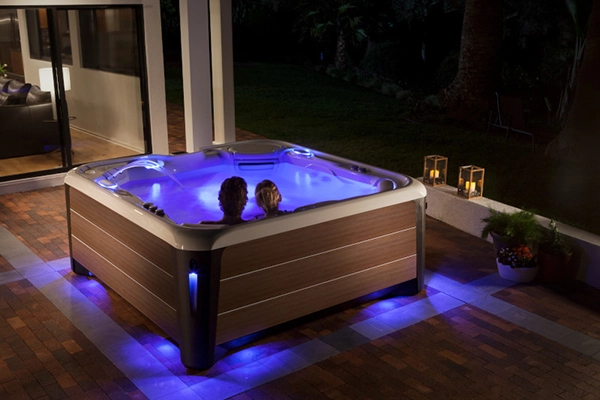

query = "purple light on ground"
[224,346,266,365]
[155,341,180,359]
[222,331,267,349]
[364,298,400,314]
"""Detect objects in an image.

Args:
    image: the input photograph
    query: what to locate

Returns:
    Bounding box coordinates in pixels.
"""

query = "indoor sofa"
[0,77,61,159]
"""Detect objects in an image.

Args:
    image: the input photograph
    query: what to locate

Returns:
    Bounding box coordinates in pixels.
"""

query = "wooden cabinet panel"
[218,229,415,313]
[216,256,416,344]
[69,188,173,275]
[71,237,179,340]
[221,202,416,279]
[70,211,176,308]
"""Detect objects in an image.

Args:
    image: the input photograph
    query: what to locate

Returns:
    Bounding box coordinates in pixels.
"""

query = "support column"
[143,2,169,154]
[180,0,214,152]
[210,0,236,144]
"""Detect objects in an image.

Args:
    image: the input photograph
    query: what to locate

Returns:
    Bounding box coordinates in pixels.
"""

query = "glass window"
[26,9,72,65]
[79,8,139,76]
[0,5,149,182]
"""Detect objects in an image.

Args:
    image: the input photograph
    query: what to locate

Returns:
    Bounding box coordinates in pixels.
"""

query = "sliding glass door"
[0,6,150,181]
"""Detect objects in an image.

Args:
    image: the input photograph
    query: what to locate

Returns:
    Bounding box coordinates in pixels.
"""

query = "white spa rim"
[64,141,427,252]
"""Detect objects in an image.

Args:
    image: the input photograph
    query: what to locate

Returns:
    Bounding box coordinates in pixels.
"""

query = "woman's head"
[254,180,282,215]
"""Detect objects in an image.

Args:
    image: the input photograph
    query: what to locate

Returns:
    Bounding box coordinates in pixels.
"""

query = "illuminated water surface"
[119,163,378,224]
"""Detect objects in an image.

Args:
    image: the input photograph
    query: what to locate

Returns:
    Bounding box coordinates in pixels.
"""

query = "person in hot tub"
[254,179,289,218]
[202,176,248,225]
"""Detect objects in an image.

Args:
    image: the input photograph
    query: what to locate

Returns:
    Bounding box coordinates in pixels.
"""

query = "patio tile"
[0,277,143,399]
[291,339,339,365]
[226,361,277,390]
[260,348,311,375]
[374,307,421,331]
[319,327,371,352]
[17,261,54,278]
[47,257,71,271]
[470,294,516,315]
[464,273,515,294]
[118,350,170,379]
[156,387,201,399]
[350,317,396,340]
[497,306,572,342]
[0,270,23,285]
[401,293,464,321]
[424,270,489,303]
[131,369,187,399]
[558,331,600,356]
[4,252,44,270]
[190,373,246,400]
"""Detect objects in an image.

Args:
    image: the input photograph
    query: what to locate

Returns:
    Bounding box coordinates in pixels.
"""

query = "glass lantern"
[457,165,484,199]
[423,155,448,186]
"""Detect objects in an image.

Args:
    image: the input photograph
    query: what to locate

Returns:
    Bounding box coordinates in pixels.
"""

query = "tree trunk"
[335,29,347,69]
[442,0,503,124]
[545,0,600,161]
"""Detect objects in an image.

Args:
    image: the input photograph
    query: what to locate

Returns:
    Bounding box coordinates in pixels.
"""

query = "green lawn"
[165,62,599,236]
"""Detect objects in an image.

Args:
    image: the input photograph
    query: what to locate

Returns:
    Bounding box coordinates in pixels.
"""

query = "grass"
[165,62,600,236]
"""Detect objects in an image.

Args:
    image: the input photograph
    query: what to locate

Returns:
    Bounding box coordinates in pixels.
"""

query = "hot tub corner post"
[173,249,222,370]
[416,197,426,292]
[65,184,91,276]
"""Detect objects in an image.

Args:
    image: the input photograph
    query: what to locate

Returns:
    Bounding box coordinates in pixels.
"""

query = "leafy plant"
[296,0,368,69]
[0,63,7,77]
[481,209,544,246]
[498,245,536,268]
[541,219,572,256]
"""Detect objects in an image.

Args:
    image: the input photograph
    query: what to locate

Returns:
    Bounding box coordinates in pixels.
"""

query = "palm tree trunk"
[442,0,503,125]
[545,0,600,161]
[335,29,347,69]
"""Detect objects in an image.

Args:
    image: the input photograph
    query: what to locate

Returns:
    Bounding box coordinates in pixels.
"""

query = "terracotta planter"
[496,259,539,283]
[538,250,574,283]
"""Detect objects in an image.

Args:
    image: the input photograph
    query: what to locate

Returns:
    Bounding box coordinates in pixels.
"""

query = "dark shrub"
[361,41,422,83]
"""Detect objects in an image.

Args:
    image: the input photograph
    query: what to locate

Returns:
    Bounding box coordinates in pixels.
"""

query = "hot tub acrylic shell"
[65,140,426,369]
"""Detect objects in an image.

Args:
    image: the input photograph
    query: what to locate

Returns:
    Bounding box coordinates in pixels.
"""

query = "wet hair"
[254,179,282,216]
[218,176,248,217]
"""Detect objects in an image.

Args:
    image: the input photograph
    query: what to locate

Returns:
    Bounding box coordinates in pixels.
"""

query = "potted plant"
[481,209,544,253]
[538,220,574,282]
[496,244,539,282]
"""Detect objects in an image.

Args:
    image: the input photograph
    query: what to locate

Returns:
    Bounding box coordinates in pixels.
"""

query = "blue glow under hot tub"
[65,140,426,369]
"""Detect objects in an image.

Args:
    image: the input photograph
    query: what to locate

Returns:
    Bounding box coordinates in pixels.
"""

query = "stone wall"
[422,179,600,289]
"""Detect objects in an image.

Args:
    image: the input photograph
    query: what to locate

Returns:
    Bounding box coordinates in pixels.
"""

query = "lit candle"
[466,181,476,194]
[429,169,439,179]
[189,272,198,313]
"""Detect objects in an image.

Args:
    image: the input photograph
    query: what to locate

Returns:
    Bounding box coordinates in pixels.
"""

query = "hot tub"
[64,140,426,369]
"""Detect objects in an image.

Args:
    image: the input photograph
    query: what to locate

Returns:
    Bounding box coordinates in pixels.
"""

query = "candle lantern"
[423,155,448,186]
[457,165,484,199]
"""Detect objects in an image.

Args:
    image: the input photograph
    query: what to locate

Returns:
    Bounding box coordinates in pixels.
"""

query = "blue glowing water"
[118,163,378,224]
